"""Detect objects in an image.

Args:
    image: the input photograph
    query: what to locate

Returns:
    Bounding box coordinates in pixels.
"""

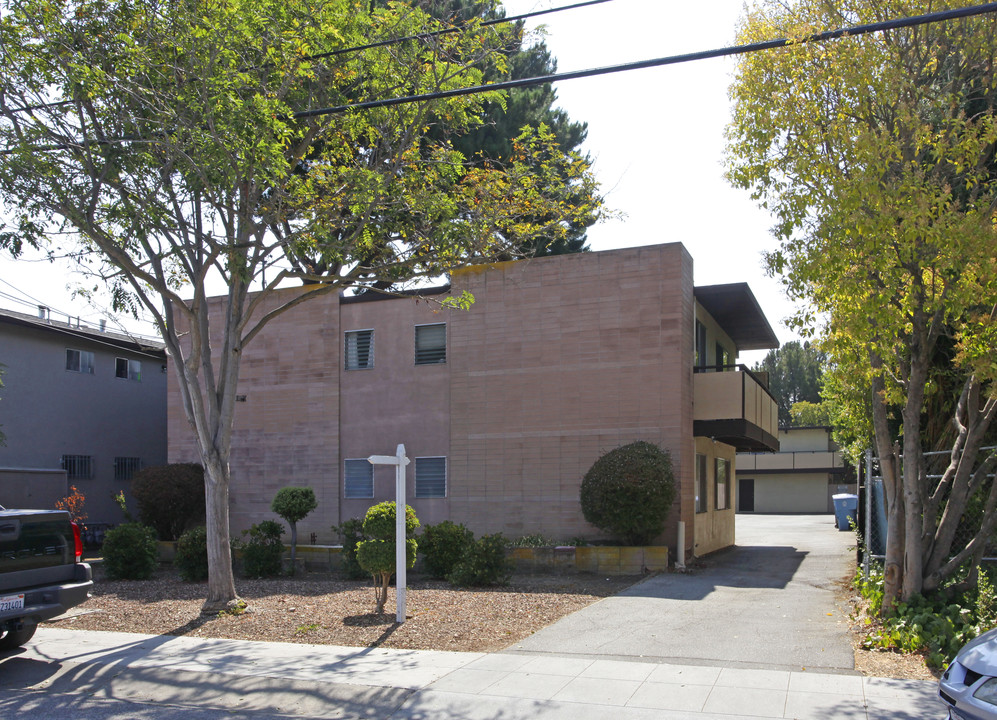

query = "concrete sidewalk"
[0,628,943,719]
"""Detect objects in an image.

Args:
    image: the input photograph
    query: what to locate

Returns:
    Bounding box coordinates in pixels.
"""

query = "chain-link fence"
[861,446,997,581]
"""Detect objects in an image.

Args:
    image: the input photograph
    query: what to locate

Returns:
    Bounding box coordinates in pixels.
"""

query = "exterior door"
[738,478,755,512]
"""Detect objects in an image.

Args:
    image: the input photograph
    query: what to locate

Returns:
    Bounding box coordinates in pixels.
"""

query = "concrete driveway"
[509,514,858,673]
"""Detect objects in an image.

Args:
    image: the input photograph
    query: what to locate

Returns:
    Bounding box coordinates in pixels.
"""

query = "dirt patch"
[54,566,639,653]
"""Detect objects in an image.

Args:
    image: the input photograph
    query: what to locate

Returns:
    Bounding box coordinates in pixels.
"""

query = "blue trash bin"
[832,493,858,531]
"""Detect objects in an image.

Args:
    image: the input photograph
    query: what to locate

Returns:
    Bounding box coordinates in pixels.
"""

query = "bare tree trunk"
[872,355,904,613]
[202,455,239,612]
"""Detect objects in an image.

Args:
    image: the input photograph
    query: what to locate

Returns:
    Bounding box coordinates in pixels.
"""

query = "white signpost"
[367,444,410,624]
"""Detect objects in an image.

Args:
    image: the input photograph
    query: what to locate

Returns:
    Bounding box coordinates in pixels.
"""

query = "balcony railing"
[693,364,780,452]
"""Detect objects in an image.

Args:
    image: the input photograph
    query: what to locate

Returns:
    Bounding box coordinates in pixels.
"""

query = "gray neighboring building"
[735,426,853,514]
[0,307,167,521]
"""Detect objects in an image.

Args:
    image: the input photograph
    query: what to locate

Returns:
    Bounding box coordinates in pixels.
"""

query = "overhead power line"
[3,0,615,116]
[294,1,997,118]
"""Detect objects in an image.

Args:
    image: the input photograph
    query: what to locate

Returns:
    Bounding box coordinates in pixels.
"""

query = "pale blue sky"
[0,0,796,362]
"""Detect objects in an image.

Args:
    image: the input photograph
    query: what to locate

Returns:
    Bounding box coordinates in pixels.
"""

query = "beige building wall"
[448,244,697,549]
[693,437,737,555]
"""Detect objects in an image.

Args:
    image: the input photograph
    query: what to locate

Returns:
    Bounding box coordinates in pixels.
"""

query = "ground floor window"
[415,456,446,498]
[695,454,708,513]
[344,458,373,498]
[715,457,731,511]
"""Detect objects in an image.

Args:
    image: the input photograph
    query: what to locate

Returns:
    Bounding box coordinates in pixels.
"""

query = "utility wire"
[1,0,614,116]
[295,1,997,118]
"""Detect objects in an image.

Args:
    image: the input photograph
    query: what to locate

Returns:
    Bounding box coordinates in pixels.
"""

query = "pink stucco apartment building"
[167,242,780,559]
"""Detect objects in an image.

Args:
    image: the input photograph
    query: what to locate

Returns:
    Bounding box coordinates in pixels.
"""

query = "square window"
[415,323,446,365]
[114,457,143,481]
[115,357,141,380]
[415,457,447,498]
[715,458,731,511]
[344,458,373,498]
[345,330,374,370]
[695,454,708,514]
[66,348,95,374]
[61,455,93,480]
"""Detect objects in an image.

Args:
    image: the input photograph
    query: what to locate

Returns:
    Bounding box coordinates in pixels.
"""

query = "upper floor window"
[695,321,707,368]
[62,454,93,480]
[66,348,95,374]
[345,329,374,370]
[415,456,447,498]
[715,457,731,511]
[115,357,142,381]
[715,342,731,371]
[415,323,446,365]
[114,457,143,481]
[344,458,373,498]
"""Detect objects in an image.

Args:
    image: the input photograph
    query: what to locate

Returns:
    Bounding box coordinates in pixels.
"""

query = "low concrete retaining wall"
[510,546,668,575]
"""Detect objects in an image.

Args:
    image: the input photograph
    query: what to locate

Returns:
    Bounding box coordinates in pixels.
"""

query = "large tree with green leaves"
[752,341,826,425]
[0,0,600,611]
[421,0,597,256]
[727,0,997,611]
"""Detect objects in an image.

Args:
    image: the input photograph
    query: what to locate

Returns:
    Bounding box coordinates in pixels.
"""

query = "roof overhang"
[694,283,780,352]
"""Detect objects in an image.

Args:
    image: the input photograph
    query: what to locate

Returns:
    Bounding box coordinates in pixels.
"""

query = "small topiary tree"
[579,440,676,545]
[175,525,209,582]
[102,522,159,580]
[239,520,285,578]
[447,533,513,587]
[355,502,419,614]
[271,486,317,574]
[420,520,474,580]
[131,463,206,540]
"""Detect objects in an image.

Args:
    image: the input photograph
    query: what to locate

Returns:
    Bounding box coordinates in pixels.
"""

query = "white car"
[940,628,997,720]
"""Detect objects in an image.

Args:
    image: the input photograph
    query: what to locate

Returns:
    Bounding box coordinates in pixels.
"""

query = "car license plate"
[0,594,25,612]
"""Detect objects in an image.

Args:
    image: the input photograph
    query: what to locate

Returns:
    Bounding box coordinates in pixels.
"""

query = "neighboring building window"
[715,458,731,511]
[345,329,374,370]
[415,323,446,365]
[114,457,143,481]
[695,321,707,368]
[344,458,373,498]
[61,455,93,480]
[115,357,142,380]
[415,457,447,498]
[66,348,95,374]
[695,454,708,514]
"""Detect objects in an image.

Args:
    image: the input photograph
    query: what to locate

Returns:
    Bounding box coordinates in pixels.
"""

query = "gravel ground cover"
[58,566,639,653]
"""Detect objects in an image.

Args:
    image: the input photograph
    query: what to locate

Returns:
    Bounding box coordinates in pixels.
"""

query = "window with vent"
[62,455,93,480]
[115,357,142,380]
[415,456,447,498]
[344,458,373,498]
[114,457,143,481]
[415,323,446,365]
[695,454,708,514]
[345,329,374,370]
[66,348,95,374]
[715,458,731,511]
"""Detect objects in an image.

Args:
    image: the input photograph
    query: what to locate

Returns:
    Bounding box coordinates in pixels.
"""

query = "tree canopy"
[727,0,997,609]
[752,341,825,426]
[0,0,601,610]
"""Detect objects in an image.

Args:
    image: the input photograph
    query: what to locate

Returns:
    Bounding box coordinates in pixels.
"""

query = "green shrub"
[448,533,512,587]
[240,520,285,578]
[175,525,209,582]
[356,502,419,613]
[579,441,676,545]
[131,463,206,540]
[333,518,366,579]
[420,521,474,579]
[102,522,159,580]
[510,533,554,548]
[271,486,317,573]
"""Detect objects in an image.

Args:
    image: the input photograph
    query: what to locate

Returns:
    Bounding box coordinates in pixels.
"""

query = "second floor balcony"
[693,365,780,452]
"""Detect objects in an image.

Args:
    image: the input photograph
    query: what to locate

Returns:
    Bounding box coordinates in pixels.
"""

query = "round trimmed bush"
[102,522,159,580]
[579,441,676,545]
[175,525,209,582]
